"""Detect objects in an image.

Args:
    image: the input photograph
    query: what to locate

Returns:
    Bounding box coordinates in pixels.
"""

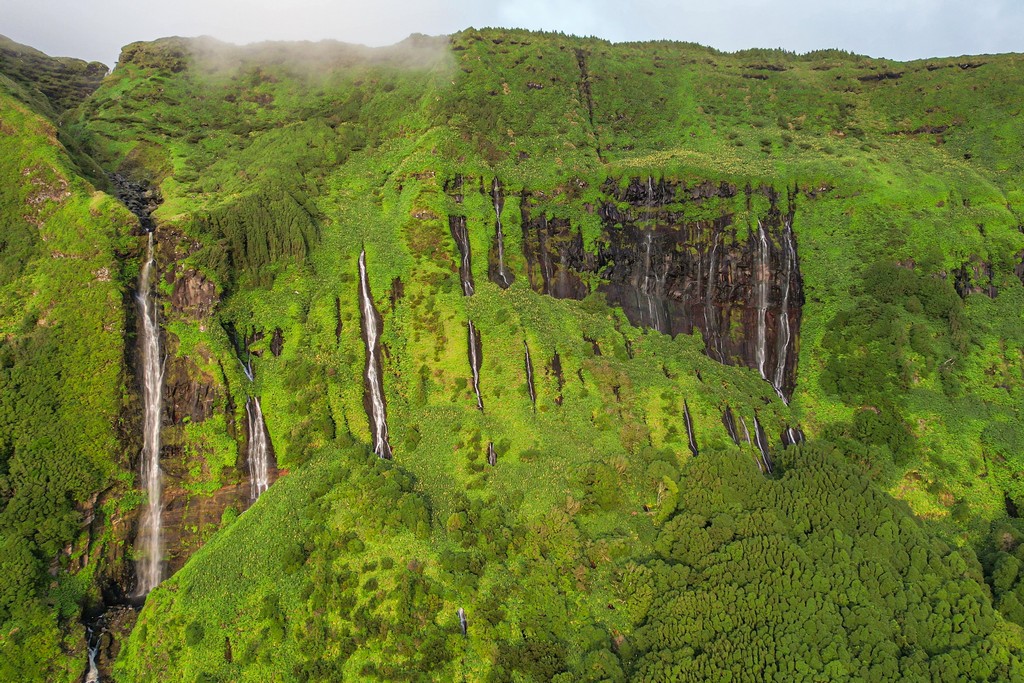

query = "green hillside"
[1,28,1024,681]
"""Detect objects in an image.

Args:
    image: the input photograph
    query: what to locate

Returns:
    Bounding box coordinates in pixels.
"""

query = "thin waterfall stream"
[358,249,393,459]
[467,320,484,411]
[772,220,797,404]
[754,221,770,384]
[490,178,514,288]
[246,397,271,501]
[135,233,164,597]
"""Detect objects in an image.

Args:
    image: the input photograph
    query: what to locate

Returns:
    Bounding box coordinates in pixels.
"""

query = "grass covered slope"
[0,27,1020,680]
[115,444,1024,681]
[0,84,135,680]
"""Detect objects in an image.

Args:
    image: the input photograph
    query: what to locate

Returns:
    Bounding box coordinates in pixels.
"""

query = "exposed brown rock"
[170,269,218,318]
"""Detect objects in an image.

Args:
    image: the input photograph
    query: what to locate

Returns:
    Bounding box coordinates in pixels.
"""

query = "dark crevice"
[574,48,604,164]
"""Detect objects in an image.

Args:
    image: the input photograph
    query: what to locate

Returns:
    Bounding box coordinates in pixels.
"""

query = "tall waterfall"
[754,221,770,383]
[135,233,164,597]
[246,397,271,501]
[490,178,514,288]
[639,231,665,332]
[467,320,484,411]
[772,220,796,404]
[358,249,392,459]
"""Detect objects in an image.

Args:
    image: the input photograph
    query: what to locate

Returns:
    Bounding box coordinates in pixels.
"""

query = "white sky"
[2,0,1021,67]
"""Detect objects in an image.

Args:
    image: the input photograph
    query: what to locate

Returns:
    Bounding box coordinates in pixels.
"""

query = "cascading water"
[240,357,254,383]
[246,397,271,501]
[704,230,725,362]
[722,406,740,446]
[467,320,484,411]
[448,216,475,296]
[754,221,770,384]
[524,340,536,408]
[84,629,100,683]
[639,231,665,332]
[490,178,514,289]
[358,249,393,459]
[135,233,164,597]
[772,220,796,404]
[782,426,805,448]
[753,414,773,474]
[487,441,497,466]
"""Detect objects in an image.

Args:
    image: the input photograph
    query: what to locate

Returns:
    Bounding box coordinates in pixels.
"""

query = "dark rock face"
[521,202,592,300]
[110,174,160,233]
[467,320,484,411]
[523,341,536,408]
[955,257,997,298]
[683,400,698,457]
[722,406,740,446]
[162,349,217,424]
[270,327,284,357]
[549,351,564,406]
[160,482,250,576]
[519,177,803,400]
[89,606,137,683]
[781,426,806,447]
[449,215,475,296]
[170,269,218,318]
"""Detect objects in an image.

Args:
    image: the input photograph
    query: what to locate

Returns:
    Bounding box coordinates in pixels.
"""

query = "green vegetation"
[1,28,1024,681]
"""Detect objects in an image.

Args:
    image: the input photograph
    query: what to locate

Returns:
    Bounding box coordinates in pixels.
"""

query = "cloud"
[1,0,1021,67]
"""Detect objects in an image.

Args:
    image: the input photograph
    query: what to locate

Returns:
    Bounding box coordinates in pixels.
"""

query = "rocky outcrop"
[86,606,137,683]
[110,174,160,233]
[955,257,997,298]
[170,269,218,318]
[520,203,593,300]
[519,177,803,400]
[160,481,250,575]
[162,344,218,424]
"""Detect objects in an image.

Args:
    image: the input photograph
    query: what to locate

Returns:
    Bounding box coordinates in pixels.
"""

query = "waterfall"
[772,220,796,404]
[491,178,514,288]
[753,414,774,474]
[704,230,724,362]
[467,320,484,411]
[722,406,740,446]
[358,249,392,459]
[683,400,698,457]
[84,629,100,683]
[448,216,475,296]
[458,607,468,636]
[639,231,666,333]
[754,221,770,384]
[782,426,805,447]
[240,357,254,383]
[487,441,497,466]
[524,340,536,408]
[135,233,164,597]
[246,397,271,501]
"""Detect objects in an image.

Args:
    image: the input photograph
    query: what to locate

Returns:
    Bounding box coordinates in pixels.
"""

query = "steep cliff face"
[519,177,803,399]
